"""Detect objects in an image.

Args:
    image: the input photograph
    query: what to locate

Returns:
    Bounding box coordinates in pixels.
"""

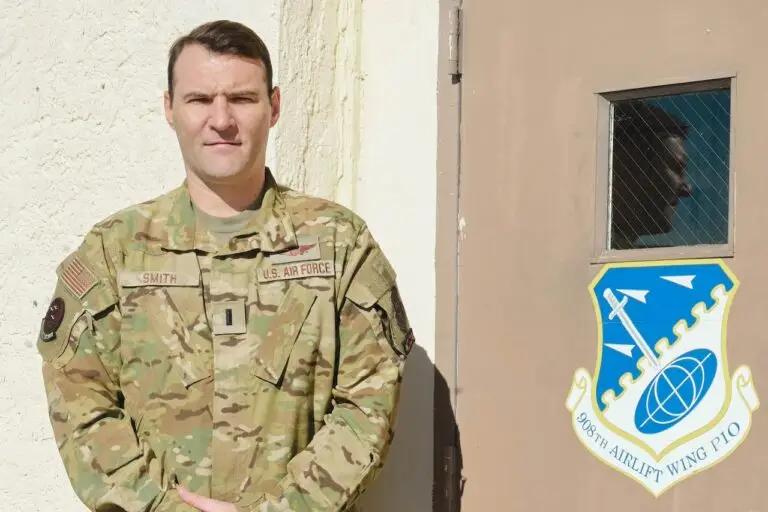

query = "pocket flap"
[252,285,317,385]
[346,250,397,310]
[86,418,143,476]
[82,281,119,316]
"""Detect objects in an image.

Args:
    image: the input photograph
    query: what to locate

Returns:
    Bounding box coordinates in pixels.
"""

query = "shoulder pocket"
[345,250,413,358]
[37,268,118,368]
[345,250,397,309]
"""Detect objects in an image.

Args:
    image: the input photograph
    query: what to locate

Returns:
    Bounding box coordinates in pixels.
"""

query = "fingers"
[177,487,237,512]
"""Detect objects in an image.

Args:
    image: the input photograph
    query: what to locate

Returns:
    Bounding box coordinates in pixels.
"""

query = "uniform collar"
[161,168,298,255]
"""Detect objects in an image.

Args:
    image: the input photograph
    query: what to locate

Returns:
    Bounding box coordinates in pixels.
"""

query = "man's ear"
[164,90,174,129]
[269,86,281,127]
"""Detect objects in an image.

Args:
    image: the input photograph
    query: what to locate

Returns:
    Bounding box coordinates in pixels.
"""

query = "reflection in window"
[608,86,730,250]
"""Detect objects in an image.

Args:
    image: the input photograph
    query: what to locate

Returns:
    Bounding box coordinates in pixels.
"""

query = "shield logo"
[565,259,759,496]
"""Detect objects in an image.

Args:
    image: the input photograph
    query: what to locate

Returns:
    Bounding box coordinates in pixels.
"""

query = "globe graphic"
[634,348,717,435]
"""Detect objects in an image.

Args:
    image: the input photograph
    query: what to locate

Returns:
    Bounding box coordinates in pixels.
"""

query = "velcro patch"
[119,271,200,287]
[36,281,88,366]
[211,300,247,335]
[258,260,335,283]
[60,256,98,299]
[385,287,413,357]
[403,329,416,355]
[39,297,65,342]
[270,236,321,264]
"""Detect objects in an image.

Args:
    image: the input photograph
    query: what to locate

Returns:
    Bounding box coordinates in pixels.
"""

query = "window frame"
[591,77,736,264]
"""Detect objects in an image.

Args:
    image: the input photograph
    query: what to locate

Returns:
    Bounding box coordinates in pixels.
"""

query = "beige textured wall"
[1,0,437,510]
[276,1,438,510]
[1,4,279,510]
[274,0,362,207]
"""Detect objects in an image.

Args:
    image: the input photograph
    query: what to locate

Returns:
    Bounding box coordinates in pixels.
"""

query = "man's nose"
[209,98,235,130]
[678,180,693,198]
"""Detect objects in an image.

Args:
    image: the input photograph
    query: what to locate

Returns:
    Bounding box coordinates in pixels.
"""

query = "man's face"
[164,44,280,184]
[612,133,692,243]
[662,135,692,204]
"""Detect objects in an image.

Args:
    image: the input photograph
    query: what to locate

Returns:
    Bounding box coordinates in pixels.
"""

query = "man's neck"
[186,168,266,218]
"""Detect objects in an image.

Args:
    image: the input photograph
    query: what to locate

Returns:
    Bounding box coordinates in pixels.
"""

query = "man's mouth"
[204,142,241,146]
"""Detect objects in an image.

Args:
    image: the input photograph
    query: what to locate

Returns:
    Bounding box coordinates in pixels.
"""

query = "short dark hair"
[167,20,274,101]
[614,100,688,145]
[612,100,689,171]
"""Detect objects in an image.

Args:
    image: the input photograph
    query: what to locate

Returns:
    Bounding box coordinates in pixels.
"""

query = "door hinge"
[448,6,462,84]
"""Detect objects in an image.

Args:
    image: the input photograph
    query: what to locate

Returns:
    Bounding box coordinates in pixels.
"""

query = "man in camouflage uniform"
[37,20,413,512]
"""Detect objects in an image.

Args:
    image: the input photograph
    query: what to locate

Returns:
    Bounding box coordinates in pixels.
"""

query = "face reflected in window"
[604,84,731,253]
[610,101,693,249]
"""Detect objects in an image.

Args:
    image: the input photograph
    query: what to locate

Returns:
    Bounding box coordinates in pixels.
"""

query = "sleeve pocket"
[345,251,413,358]
[285,415,378,510]
[86,419,144,476]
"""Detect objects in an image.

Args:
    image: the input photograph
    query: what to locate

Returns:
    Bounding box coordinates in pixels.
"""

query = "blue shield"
[589,259,737,458]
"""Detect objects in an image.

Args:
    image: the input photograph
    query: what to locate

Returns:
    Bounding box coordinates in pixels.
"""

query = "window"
[598,80,732,258]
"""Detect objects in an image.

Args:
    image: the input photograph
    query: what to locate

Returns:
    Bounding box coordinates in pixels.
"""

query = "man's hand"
[177,487,238,512]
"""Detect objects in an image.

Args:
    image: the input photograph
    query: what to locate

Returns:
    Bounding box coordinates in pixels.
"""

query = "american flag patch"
[60,256,98,299]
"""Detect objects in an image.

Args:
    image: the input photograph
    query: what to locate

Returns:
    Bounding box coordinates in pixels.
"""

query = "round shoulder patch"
[40,298,65,342]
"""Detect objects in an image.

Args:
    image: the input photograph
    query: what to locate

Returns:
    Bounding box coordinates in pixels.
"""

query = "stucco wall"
[1,4,279,510]
[354,1,439,510]
[276,1,438,510]
[1,0,437,509]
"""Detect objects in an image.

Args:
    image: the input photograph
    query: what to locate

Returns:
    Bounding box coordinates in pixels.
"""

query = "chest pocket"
[118,246,211,388]
[248,282,318,386]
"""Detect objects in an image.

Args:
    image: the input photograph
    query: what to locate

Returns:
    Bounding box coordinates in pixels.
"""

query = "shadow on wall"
[432,349,464,512]
[358,343,464,512]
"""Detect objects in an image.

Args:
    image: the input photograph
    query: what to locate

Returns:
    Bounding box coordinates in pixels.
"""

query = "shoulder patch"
[39,298,65,342]
[36,280,88,366]
[403,328,415,355]
[59,255,98,299]
[377,286,414,358]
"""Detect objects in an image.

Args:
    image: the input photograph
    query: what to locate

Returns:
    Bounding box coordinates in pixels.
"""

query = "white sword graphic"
[603,288,661,371]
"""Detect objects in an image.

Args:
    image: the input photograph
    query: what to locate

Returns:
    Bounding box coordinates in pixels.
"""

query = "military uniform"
[37,169,414,511]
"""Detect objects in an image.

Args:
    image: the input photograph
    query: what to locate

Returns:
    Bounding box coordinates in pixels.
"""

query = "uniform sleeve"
[241,225,413,512]
[37,230,196,512]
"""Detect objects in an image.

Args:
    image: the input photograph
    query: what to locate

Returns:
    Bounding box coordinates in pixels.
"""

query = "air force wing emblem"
[565,259,759,497]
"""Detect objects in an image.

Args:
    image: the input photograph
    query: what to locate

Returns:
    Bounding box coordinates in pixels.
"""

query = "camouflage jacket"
[37,170,413,511]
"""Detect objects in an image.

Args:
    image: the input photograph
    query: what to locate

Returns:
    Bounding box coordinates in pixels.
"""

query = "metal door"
[438,1,768,510]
